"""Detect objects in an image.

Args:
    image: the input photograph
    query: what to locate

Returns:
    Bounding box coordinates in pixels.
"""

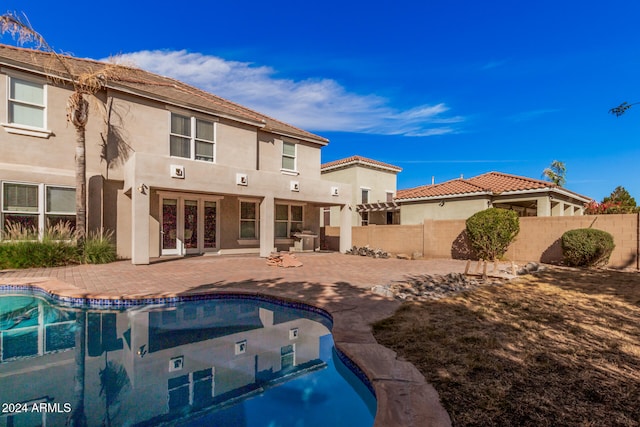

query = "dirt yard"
[372,267,640,427]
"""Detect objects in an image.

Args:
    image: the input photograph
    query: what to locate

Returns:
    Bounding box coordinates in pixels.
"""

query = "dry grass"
[372,267,640,427]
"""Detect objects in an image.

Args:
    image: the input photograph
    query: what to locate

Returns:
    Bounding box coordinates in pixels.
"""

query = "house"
[0,44,352,264]
[396,171,591,223]
[320,156,402,226]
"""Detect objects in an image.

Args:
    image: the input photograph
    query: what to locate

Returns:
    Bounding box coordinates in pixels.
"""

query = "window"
[170,113,215,162]
[275,204,303,238]
[361,211,369,226]
[1,182,75,238]
[240,201,258,239]
[8,77,45,129]
[2,182,39,234]
[46,186,76,229]
[386,191,394,202]
[282,142,296,171]
[361,189,370,204]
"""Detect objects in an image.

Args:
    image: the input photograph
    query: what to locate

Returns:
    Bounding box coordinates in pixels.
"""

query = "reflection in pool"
[0,293,375,426]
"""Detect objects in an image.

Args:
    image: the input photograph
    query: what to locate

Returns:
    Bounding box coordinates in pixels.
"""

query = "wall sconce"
[439,200,445,207]
[137,183,148,195]
[487,200,493,207]
[549,194,555,201]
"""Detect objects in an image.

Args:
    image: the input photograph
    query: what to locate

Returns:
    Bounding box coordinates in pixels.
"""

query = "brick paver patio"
[0,252,461,427]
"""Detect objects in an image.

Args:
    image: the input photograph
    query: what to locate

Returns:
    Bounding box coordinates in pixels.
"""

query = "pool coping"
[0,275,452,427]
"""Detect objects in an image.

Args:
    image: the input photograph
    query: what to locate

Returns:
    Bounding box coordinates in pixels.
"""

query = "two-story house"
[0,44,352,264]
[320,156,402,227]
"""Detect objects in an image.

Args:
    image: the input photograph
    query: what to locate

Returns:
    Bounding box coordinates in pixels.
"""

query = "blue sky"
[3,1,640,201]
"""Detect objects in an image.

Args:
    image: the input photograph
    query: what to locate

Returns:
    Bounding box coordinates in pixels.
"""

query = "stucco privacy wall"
[325,213,640,269]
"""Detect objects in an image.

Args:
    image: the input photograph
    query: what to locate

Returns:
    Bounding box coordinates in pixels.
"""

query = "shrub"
[0,240,79,269]
[81,229,117,264]
[0,221,118,269]
[561,228,615,267]
[466,208,520,261]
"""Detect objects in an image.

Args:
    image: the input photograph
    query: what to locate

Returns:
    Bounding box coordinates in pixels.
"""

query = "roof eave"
[499,187,591,203]
[396,191,491,203]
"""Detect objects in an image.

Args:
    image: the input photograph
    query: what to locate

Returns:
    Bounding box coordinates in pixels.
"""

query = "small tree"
[585,186,638,214]
[542,160,566,187]
[1,12,126,239]
[466,208,520,261]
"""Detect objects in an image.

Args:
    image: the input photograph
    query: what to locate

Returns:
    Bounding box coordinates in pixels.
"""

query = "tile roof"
[321,155,402,173]
[396,171,590,201]
[0,44,328,145]
[396,179,488,200]
[468,172,556,192]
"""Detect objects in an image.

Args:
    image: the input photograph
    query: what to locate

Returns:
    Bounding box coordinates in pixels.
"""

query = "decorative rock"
[346,245,390,259]
[375,272,505,301]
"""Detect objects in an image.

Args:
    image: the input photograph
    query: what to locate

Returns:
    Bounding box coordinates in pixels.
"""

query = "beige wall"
[1,67,351,262]
[322,165,398,226]
[400,197,489,223]
[327,214,640,269]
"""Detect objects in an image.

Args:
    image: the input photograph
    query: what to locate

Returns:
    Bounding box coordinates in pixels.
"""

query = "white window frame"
[169,112,217,163]
[360,187,371,204]
[239,199,259,241]
[281,141,297,174]
[275,203,304,239]
[2,73,53,139]
[1,181,75,239]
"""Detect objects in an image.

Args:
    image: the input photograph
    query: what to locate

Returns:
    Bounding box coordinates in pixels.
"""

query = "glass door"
[184,200,199,254]
[204,201,216,249]
[160,195,220,256]
[162,199,179,255]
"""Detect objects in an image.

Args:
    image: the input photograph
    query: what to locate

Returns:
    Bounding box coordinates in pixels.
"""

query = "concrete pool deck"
[0,252,466,427]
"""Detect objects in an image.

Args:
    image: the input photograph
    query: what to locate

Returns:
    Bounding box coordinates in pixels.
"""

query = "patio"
[0,252,462,426]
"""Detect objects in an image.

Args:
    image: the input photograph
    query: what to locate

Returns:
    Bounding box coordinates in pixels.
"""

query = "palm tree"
[1,12,124,239]
[542,160,566,187]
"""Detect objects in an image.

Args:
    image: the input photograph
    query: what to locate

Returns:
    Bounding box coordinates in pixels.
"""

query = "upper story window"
[361,189,370,204]
[386,191,394,202]
[8,77,46,129]
[170,113,215,162]
[281,142,297,172]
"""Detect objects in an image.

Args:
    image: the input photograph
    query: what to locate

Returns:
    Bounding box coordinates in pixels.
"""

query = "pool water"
[0,293,375,427]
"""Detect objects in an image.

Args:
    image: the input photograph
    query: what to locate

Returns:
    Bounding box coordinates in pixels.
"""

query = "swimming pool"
[0,291,375,426]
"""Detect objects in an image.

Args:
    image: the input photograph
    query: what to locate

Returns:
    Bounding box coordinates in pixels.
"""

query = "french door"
[160,195,219,256]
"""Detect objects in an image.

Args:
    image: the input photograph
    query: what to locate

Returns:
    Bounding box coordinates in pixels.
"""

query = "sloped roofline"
[396,171,591,203]
[321,155,402,173]
[0,43,328,146]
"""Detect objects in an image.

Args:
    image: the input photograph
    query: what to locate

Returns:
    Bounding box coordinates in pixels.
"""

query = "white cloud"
[108,49,462,136]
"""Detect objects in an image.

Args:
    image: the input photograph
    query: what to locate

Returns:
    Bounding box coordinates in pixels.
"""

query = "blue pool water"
[0,292,375,427]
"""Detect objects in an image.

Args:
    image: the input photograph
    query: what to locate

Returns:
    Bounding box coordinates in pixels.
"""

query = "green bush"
[81,230,117,264]
[466,208,520,261]
[0,240,79,269]
[561,228,615,267]
[0,220,117,269]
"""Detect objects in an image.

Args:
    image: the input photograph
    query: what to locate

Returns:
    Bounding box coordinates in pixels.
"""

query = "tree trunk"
[75,125,86,239]
[70,92,89,240]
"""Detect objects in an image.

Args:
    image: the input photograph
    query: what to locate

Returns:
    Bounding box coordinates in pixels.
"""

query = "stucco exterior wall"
[400,197,489,223]
[1,64,351,262]
[322,165,398,226]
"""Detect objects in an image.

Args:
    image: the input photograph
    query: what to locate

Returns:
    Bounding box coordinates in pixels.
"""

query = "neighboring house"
[396,171,590,223]
[0,44,352,264]
[320,156,402,226]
